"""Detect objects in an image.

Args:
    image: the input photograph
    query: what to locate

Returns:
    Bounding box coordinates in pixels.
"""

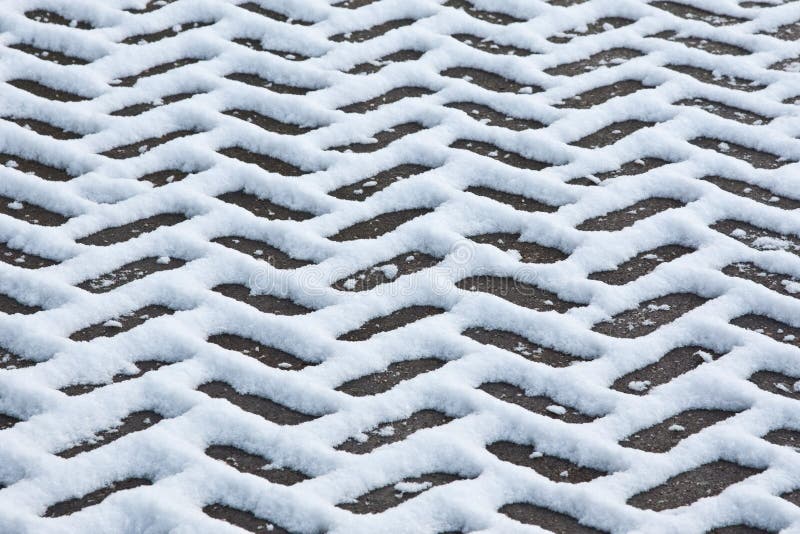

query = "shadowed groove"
[480,382,598,423]
[592,293,709,338]
[0,242,58,269]
[337,409,455,453]
[336,358,446,396]
[329,208,434,241]
[330,18,416,43]
[25,10,93,29]
[0,293,42,315]
[463,327,580,367]
[545,48,644,77]
[1,154,75,182]
[78,214,188,246]
[612,345,724,394]
[69,305,176,342]
[441,67,541,93]
[56,411,164,458]
[207,334,314,370]
[457,276,584,313]
[339,86,435,113]
[488,440,610,483]
[212,284,313,315]
[452,142,552,171]
[197,381,325,425]
[203,504,290,533]
[44,478,152,518]
[628,461,763,511]
[500,502,608,533]
[578,198,684,231]
[652,31,751,55]
[444,0,526,25]
[620,409,740,453]
[338,473,469,514]
[338,306,446,341]
[328,164,434,200]
[116,58,204,87]
[205,445,310,485]
[8,43,91,65]
[349,49,425,74]
[666,64,765,91]
[212,236,313,269]
[60,360,170,396]
[218,146,310,176]
[333,251,440,291]
[225,72,321,94]
[589,245,694,285]
[0,194,70,225]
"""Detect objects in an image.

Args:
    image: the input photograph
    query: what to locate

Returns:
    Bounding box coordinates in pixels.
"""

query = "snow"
[377,263,398,280]
[628,380,650,392]
[342,278,357,290]
[782,280,800,294]
[375,425,395,437]
[393,480,432,494]
[0,0,799,532]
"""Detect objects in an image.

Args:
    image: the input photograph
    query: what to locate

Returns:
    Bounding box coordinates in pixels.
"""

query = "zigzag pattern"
[1,0,800,532]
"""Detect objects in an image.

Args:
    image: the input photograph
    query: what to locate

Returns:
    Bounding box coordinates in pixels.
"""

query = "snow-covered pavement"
[2,0,800,532]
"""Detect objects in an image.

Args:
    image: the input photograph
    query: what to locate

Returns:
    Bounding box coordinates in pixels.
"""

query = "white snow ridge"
[2,0,800,532]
